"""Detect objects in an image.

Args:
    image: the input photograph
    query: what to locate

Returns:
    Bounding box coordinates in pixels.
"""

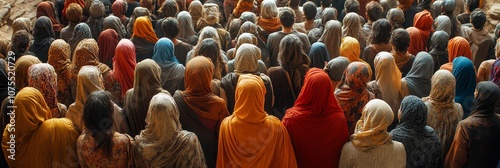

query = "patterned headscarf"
[28,63,62,117]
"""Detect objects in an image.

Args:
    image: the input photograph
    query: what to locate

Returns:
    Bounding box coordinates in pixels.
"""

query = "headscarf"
[440,37,471,71]
[199,3,220,26]
[234,44,261,73]
[283,68,349,168]
[351,99,394,151]
[423,70,458,110]
[492,57,500,87]
[232,0,254,18]
[416,0,432,12]
[63,0,85,18]
[471,81,500,116]
[278,34,310,94]
[127,7,150,36]
[452,57,476,118]
[153,38,179,64]
[0,59,7,103]
[335,62,373,135]
[342,12,366,49]
[389,95,442,168]
[36,1,63,33]
[113,39,136,98]
[318,20,342,58]
[429,31,449,58]
[404,52,434,98]
[340,36,362,62]
[441,0,458,38]
[321,8,337,26]
[217,74,298,168]
[308,42,330,68]
[413,10,434,49]
[257,0,281,32]
[398,0,414,10]
[153,38,185,94]
[87,1,106,41]
[15,56,42,90]
[68,23,92,58]
[182,56,229,122]
[28,63,63,118]
[406,27,425,56]
[495,23,500,40]
[135,93,207,167]
[98,29,119,69]
[66,65,104,131]
[373,52,402,113]
[12,18,33,36]
[112,0,128,22]
[386,8,405,29]
[48,40,73,106]
[71,38,110,75]
[103,15,128,39]
[188,1,203,26]
[31,16,55,63]
[434,15,451,36]
[324,57,350,87]
[132,16,159,44]
[177,11,198,45]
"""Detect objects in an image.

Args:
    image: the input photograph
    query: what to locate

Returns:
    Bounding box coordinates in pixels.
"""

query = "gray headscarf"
[431,1,443,18]
[68,23,92,58]
[177,11,198,46]
[240,12,257,23]
[434,15,451,36]
[430,31,449,55]
[404,52,434,98]
[387,8,405,29]
[87,1,106,41]
[325,56,350,82]
[495,23,500,40]
[103,15,128,39]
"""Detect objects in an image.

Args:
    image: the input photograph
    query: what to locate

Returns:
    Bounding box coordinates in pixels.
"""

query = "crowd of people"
[0,0,499,167]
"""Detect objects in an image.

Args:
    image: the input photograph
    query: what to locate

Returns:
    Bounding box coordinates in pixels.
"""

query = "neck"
[171,38,180,45]
[282,27,293,33]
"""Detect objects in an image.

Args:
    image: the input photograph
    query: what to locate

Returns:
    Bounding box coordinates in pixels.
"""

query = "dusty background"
[0,0,498,41]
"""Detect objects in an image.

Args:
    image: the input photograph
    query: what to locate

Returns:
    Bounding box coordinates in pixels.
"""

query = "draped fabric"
[98,29,119,69]
[12,18,32,38]
[491,58,500,87]
[283,68,349,168]
[340,36,362,62]
[342,13,366,53]
[318,20,342,58]
[2,87,79,168]
[429,31,449,71]
[104,15,128,40]
[217,74,298,168]
[63,0,85,18]
[68,23,92,58]
[335,62,374,135]
[36,1,63,35]
[177,11,198,45]
[351,99,394,151]
[131,16,158,62]
[445,81,500,168]
[406,27,425,56]
[403,52,434,98]
[324,57,350,88]
[232,0,253,18]
[308,42,330,68]
[152,38,185,95]
[412,10,433,50]
[189,1,203,26]
[112,0,129,25]
[390,96,442,168]
[87,1,106,41]
[28,63,67,118]
[123,59,167,137]
[15,56,42,90]
[77,131,137,167]
[422,70,463,158]
[31,16,55,63]
[452,57,476,118]
[48,40,73,106]
[113,39,136,98]
[135,93,207,167]
[434,15,451,36]
[176,56,229,168]
[440,37,472,72]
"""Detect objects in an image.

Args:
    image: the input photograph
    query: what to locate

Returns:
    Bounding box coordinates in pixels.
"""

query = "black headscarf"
[30,16,55,63]
[471,81,500,116]
[390,95,443,168]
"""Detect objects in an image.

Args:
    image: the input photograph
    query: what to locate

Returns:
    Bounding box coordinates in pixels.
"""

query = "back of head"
[470,10,486,30]
[261,0,279,19]
[441,0,455,14]
[370,18,392,44]
[366,1,383,22]
[279,7,295,28]
[161,17,179,39]
[303,2,317,21]
[66,3,83,23]
[466,0,479,12]
[472,81,500,114]
[159,0,179,18]
[202,3,220,25]
[83,90,115,158]
[390,28,410,53]
[11,30,31,54]
[344,0,360,13]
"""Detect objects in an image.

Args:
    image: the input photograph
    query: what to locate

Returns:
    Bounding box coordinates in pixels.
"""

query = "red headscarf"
[282,68,349,168]
[62,0,85,18]
[413,10,434,50]
[98,29,119,68]
[112,0,127,20]
[406,27,425,56]
[113,39,137,97]
[36,1,63,33]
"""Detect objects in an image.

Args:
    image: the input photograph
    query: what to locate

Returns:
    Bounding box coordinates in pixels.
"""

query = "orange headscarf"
[440,37,472,71]
[63,0,85,17]
[217,74,298,168]
[413,10,434,49]
[132,16,159,43]
[406,27,425,56]
[398,0,414,10]
[257,17,281,32]
[233,0,254,18]
[182,56,229,123]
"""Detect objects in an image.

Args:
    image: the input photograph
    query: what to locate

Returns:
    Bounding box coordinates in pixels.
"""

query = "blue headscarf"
[452,57,476,118]
[152,38,179,64]
[308,42,330,69]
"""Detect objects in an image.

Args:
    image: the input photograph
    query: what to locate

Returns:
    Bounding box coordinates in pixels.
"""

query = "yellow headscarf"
[340,36,362,62]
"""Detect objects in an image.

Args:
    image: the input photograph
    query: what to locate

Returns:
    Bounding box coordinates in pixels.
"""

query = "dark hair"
[279,7,295,28]
[370,18,392,44]
[11,30,30,55]
[303,2,318,20]
[159,0,178,18]
[345,0,360,13]
[289,0,300,7]
[466,0,479,12]
[366,1,383,21]
[390,28,410,53]
[470,10,486,30]
[82,90,115,159]
[162,17,179,39]
[194,38,226,78]
[321,0,332,8]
